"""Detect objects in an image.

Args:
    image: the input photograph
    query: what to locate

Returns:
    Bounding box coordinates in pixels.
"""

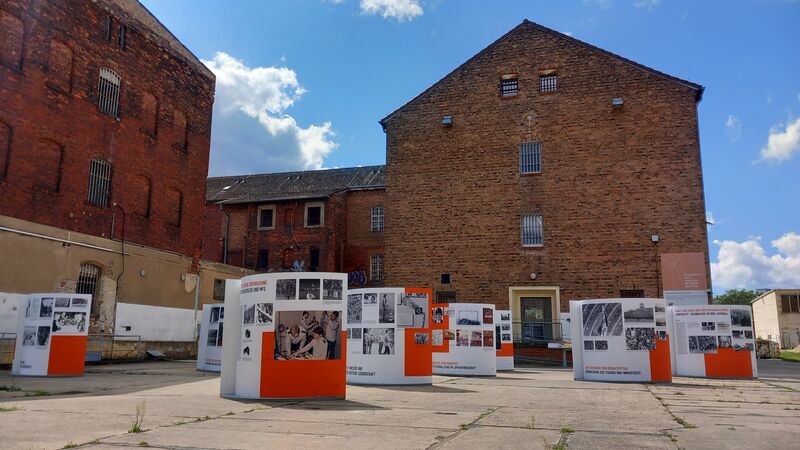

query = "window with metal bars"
[87,159,112,207]
[436,291,456,302]
[620,289,645,298]
[521,214,544,247]
[76,263,100,313]
[520,142,541,174]
[501,77,518,97]
[213,279,226,301]
[118,25,126,49]
[98,68,121,117]
[539,74,558,92]
[370,254,384,281]
[371,206,384,231]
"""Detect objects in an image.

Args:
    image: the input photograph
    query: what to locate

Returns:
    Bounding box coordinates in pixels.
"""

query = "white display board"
[571,298,671,382]
[197,304,224,372]
[346,288,432,385]
[12,293,91,376]
[432,302,497,376]
[220,272,347,400]
[494,309,514,371]
[668,305,757,378]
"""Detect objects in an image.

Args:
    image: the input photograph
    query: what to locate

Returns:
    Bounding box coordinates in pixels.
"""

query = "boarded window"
[87,159,112,206]
[47,40,73,92]
[141,93,158,136]
[131,175,151,217]
[173,110,187,151]
[0,121,10,179]
[165,187,182,226]
[0,11,23,70]
[36,140,64,193]
[98,68,121,118]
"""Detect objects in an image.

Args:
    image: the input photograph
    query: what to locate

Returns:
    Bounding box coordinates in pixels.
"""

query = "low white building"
[751,289,800,349]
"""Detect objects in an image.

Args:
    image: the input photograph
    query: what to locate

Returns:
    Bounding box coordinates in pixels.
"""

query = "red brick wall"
[0,0,214,261]
[382,23,710,311]
[343,189,385,286]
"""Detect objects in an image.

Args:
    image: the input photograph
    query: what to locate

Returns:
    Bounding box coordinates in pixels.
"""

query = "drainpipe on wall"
[192,271,201,346]
[221,203,229,264]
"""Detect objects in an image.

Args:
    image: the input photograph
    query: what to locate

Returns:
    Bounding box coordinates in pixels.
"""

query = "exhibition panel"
[220,273,347,399]
[571,298,671,382]
[346,287,432,384]
[431,302,497,376]
[197,304,224,372]
[12,293,92,376]
[494,309,514,371]
[668,305,757,378]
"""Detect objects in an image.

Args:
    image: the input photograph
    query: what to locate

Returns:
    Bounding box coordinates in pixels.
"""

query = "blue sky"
[141,0,800,292]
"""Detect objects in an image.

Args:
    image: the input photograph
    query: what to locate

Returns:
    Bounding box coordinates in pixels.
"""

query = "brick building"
[204,166,386,287]
[0,0,243,356]
[380,20,710,337]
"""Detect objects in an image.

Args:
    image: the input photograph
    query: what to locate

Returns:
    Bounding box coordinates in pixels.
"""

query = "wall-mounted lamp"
[139,269,146,277]
[651,234,660,243]
[441,115,453,126]
[611,98,624,107]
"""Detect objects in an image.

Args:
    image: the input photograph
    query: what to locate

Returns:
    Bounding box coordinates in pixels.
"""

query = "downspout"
[220,202,229,264]
[192,270,201,347]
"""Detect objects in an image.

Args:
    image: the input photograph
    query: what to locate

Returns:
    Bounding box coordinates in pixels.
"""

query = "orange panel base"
[47,335,88,376]
[404,328,433,376]
[648,337,672,382]
[260,331,346,399]
[497,342,514,357]
[704,348,753,378]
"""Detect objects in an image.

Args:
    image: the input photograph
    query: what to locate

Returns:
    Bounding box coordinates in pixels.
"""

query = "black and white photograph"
[322,279,343,300]
[299,279,321,300]
[500,313,510,321]
[483,307,493,324]
[732,330,744,339]
[347,294,363,323]
[242,346,251,358]
[716,322,730,331]
[654,305,665,313]
[242,305,255,325]
[207,329,218,346]
[456,329,469,346]
[275,310,341,360]
[255,302,273,325]
[55,297,70,308]
[364,293,378,305]
[584,340,595,351]
[470,330,482,347]
[210,306,222,323]
[623,302,655,323]
[432,329,443,346]
[501,323,511,331]
[71,297,89,308]
[581,302,623,336]
[276,279,297,300]
[415,332,429,345]
[689,335,717,353]
[22,326,36,346]
[398,294,428,328]
[37,325,51,346]
[245,329,251,339]
[701,321,715,331]
[657,330,668,340]
[730,309,752,327]
[744,342,755,351]
[483,330,494,347]
[40,298,54,318]
[363,328,394,355]
[217,323,224,347]
[655,318,667,327]
[348,327,362,340]
[52,311,87,333]
[432,307,444,324]
[26,298,40,318]
[457,310,480,326]
[744,330,753,339]
[444,329,455,341]
[625,327,656,351]
[379,293,395,324]
[718,336,732,348]
[595,340,609,350]
[502,333,512,341]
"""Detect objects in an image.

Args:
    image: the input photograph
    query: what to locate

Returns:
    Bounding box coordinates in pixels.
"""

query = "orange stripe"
[47,335,88,376]
[648,337,672,382]
[704,347,753,378]
[404,328,433,376]
[496,342,514,357]
[260,331,347,398]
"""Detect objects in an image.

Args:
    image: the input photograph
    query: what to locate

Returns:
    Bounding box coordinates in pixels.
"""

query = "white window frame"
[304,201,325,228]
[521,214,544,247]
[257,204,276,230]
[370,254,384,281]
[371,206,384,232]
[520,142,541,174]
[98,68,121,118]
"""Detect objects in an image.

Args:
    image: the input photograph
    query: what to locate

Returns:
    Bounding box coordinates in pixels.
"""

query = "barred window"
[98,68,121,117]
[620,289,645,298]
[501,76,518,97]
[371,206,384,231]
[213,279,225,301]
[370,254,384,281]
[540,74,558,92]
[76,263,100,312]
[87,159,112,207]
[436,291,456,302]
[520,142,541,174]
[521,214,544,247]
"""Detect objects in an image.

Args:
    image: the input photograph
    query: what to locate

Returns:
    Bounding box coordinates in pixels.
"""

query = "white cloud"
[711,233,800,290]
[202,52,337,175]
[359,0,423,21]
[724,114,741,142]
[583,0,613,9]
[759,117,800,163]
[634,0,659,9]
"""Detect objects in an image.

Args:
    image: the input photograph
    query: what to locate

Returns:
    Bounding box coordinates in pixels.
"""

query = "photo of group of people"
[276,279,297,299]
[689,335,717,353]
[625,327,656,351]
[322,279,343,301]
[362,328,395,355]
[730,309,752,327]
[52,311,87,333]
[273,278,344,301]
[454,329,493,347]
[299,279,321,300]
[348,294,363,323]
[274,310,341,360]
[582,302,623,336]
[584,339,610,351]
[256,302,273,325]
[414,332,429,345]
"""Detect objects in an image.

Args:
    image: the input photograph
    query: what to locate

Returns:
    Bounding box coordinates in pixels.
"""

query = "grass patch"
[779,351,800,363]
[195,415,212,422]
[129,400,146,433]
[0,406,20,412]
[62,443,77,449]
[225,411,235,416]
[138,441,150,447]
[25,390,51,397]
[0,385,21,392]
[560,427,574,434]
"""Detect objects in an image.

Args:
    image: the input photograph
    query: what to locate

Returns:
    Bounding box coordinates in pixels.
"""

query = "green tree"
[713,289,759,305]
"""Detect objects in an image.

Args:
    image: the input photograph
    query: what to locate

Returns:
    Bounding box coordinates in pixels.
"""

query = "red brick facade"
[381,21,710,311]
[0,0,214,261]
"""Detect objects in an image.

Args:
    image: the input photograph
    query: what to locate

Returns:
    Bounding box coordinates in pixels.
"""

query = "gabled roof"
[380,19,703,127]
[206,165,386,204]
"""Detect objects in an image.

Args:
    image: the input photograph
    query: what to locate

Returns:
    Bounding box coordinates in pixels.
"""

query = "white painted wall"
[115,302,197,342]
[0,293,23,335]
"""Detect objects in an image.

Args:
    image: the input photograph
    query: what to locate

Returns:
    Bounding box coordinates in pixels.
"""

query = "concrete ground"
[0,360,797,450]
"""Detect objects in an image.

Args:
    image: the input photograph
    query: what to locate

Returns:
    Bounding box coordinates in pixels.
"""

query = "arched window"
[87,159,112,207]
[0,11,24,70]
[98,68,121,117]
[76,263,101,313]
[47,40,73,92]
[172,109,187,151]
[0,120,11,179]
[36,139,64,193]
[165,187,182,227]
[131,175,151,217]
[140,92,158,136]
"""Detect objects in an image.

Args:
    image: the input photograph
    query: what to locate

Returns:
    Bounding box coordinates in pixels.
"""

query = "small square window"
[441,273,451,284]
[258,206,275,229]
[501,77,518,97]
[304,202,324,228]
[540,74,558,92]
